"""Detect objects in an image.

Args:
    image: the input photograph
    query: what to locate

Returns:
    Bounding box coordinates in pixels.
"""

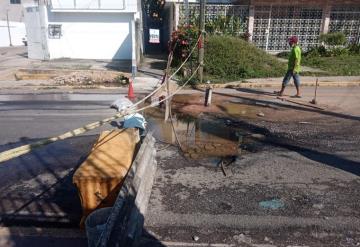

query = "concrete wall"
[0,0,35,22]
[0,0,35,47]
[0,20,26,47]
[46,11,134,60]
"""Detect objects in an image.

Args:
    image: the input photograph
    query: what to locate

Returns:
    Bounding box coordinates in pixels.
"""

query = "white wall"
[46,12,133,60]
[0,21,26,47]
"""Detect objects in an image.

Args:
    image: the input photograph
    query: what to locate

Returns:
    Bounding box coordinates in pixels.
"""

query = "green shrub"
[204,35,286,81]
[319,32,347,46]
[169,24,199,67]
[276,51,290,59]
[305,46,327,57]
[348,44,360,55]
[304,45,351,57]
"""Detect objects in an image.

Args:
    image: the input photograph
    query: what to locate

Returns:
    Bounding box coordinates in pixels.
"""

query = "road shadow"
[207,89,360,122]
[0,135,98,227]
[218,116,360,177]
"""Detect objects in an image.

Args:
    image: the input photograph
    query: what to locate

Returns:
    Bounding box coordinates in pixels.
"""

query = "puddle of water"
[143,108,243,160]
[221,102,259,118]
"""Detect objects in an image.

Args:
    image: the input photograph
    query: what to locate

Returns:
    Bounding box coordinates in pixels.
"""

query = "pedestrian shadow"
[208,89,360,121]
[265,138,360,177]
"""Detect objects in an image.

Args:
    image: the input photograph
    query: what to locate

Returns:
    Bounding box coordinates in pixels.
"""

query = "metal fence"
[178,3,249,33]
[177,3,359,51]
[253,6,323,51]
[329,6,360,44]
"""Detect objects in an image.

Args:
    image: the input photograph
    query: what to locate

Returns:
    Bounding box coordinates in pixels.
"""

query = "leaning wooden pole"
[164,52,173,121]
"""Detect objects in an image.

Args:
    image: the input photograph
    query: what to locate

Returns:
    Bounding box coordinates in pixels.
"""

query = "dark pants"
[282,70,300,87]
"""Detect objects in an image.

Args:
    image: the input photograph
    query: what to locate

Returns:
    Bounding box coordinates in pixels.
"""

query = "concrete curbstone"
[95,132,157,247]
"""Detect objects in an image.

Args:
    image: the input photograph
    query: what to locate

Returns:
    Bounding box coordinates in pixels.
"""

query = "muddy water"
[143,108,244,161]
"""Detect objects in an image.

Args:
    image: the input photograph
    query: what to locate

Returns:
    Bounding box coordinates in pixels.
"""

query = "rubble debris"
[53,71,129,86]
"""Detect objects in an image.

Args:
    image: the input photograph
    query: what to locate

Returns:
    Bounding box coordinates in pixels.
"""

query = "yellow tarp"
[73,128,139,225]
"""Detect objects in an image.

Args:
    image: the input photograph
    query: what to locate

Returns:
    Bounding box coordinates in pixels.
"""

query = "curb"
[194,81,360,89]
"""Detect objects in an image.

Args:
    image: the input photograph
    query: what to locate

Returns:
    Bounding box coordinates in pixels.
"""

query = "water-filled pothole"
[143,107,263,166]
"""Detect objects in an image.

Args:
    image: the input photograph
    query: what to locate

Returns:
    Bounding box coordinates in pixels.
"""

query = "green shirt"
[288,45,301,73]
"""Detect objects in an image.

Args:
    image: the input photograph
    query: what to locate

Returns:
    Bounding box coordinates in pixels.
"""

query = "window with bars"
[10,0,21,4]
[48,24,62,39]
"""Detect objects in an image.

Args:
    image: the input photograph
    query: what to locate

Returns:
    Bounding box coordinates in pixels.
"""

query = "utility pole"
[6,10,13,46]
[38,0,50,60]
[198,0,205,83]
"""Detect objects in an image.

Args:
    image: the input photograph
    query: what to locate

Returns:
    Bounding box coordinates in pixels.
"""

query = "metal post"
[204,87,212,106]
[6,10,13,47]
[204,80,212,106]
[198,0,205,83]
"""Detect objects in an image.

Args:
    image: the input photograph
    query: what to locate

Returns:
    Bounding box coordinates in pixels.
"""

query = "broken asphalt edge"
[195,78,360,89]
[1,76,360,91]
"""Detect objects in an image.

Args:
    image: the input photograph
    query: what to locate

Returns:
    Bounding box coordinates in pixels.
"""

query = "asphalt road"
[0,91,122,246]
[143,87,360,247]
[1,88,360,247]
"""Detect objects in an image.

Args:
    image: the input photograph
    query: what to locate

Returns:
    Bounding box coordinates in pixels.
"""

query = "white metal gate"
[329,6,360,44]
[253,6,323,51]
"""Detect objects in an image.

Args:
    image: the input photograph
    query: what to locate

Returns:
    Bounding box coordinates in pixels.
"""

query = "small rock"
[312,203,324,210]
[192,235,199,241]
[323,216,329,220]
[190,153,199,159]
[264,236,270,242]
[233,233,252,244]
[251,133,266,140]
[346,237,354,243]
[257,112,265,117]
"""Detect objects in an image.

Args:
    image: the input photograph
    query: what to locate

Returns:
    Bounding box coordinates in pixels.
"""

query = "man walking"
[276,36,302,97]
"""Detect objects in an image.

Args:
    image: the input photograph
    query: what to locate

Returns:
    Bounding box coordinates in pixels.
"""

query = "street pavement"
[0,91,122,246]
[142,87,360,247]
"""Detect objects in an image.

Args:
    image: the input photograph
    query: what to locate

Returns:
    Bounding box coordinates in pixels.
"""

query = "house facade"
[166,0,360,52]
[24,0,143,75]
[0,0,34,47]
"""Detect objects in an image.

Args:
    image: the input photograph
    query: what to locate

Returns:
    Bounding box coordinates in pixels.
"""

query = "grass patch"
[302,55,360,76]
[204,36,286,82]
